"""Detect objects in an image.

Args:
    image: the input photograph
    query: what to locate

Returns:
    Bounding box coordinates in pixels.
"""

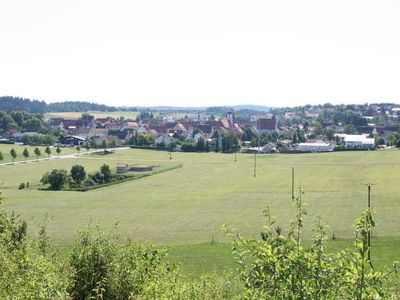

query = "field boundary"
[62,163,183,192]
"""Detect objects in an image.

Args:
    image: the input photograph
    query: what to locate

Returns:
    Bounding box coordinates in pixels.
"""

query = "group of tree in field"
[1,188,399,299]
[40,164,113,190]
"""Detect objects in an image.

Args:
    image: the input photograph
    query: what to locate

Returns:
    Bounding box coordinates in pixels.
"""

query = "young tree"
[110,140,117,149]
[76,145,81,156]
[56,146,61,157]
[22,148,30,162]
[45,146,51,160]
[0,151,3,162]
[70,164,86,185]
[101,139,108,151]
[34,147,41,161]
[84,143,90,154]
[10,148,17,164]
[100,164,112,182]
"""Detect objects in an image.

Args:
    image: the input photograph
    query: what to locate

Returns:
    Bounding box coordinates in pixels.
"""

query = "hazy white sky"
[1,0,400,107]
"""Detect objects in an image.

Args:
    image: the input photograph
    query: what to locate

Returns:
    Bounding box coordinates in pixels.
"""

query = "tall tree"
[45,146,51,160]
[34,147,41,161]
[56,147,61,157]
[84,143,90,154]
[22,148,30,162]
[10,148,17,164]
[70,164,86,185]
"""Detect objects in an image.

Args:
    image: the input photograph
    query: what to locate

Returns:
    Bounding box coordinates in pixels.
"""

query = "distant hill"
[0,95,270,114]
[232,105,270,112]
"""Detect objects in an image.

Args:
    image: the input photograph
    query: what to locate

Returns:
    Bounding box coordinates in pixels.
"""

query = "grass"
[168,237,400,278]
[0,144,76,164]
[2,148,400,277]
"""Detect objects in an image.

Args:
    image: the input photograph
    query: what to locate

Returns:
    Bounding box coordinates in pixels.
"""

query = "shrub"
[18,182,25,190]
[0,193,70,299]
[224,187,393,299]
[40,169,68,190]
[100,164,112,183]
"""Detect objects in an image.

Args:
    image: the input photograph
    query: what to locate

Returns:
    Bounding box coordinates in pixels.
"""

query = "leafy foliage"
[40,169,68,190]
[70,165,86,185]
[225,187,395,299]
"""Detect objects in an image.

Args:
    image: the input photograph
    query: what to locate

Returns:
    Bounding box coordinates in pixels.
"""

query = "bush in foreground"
[225,187,398,299]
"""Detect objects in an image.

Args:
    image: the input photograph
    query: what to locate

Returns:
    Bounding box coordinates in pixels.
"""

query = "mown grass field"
[1,147,400,276]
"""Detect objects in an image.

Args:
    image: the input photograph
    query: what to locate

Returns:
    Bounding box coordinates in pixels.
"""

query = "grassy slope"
[2,148,400,245]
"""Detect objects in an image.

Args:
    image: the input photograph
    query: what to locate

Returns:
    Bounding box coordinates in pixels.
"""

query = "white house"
[297,142,332,152]
[343,134,375,149]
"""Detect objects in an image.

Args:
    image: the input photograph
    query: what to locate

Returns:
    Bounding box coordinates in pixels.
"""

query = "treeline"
[0,96,138,113]
[0,110,49,133]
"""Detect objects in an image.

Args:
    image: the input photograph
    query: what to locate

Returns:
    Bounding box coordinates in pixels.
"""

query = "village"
[3,102,397,154]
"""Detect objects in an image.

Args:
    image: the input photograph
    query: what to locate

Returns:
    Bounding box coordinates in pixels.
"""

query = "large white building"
[341,134,375,149]
[297,142,333,152]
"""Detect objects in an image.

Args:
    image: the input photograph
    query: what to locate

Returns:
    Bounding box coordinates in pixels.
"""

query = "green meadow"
[1,147,400,276]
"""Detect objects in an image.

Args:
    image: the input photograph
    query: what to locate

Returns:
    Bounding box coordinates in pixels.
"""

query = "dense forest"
[0,96,125,113]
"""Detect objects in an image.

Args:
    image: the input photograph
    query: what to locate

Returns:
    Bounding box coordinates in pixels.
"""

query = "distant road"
[0,147,130,167]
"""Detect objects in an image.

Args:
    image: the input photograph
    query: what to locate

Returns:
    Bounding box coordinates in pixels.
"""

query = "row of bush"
[40,164,112,190]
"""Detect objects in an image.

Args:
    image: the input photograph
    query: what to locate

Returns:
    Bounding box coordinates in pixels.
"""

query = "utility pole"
[254,120,259,178]
[253,152,257,178]
[360,182,377,261]
[292,167,295,200]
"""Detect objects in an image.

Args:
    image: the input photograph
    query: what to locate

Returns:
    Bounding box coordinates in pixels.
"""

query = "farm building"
[297,142,333,152]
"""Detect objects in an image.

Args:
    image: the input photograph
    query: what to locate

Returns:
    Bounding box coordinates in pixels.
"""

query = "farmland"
[44,111,140,120]
[2,147,400,276]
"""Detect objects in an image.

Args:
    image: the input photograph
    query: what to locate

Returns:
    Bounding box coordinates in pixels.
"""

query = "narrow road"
[0,147,130,166]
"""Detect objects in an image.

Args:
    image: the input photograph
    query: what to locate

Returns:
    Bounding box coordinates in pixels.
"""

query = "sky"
[1,0,400,108]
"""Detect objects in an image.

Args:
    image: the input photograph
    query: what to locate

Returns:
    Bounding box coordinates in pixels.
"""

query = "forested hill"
[0,96,119,113]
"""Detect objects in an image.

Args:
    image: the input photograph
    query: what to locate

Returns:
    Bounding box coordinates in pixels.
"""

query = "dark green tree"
[45,146,51,159]
[10,148,17,164]
[100,164,112,182]
[34,147,41,161]
[56,147,61,157]
[22,148,29,162]
[70,165,86,185]
[40,169,68,190]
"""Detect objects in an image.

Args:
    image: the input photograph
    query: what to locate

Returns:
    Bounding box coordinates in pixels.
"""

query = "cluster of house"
[42,112,282,149]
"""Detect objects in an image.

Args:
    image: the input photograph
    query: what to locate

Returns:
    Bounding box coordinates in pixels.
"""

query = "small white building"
[344,135,375,149]
[297,142,332,152]
[116,164,129,173]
